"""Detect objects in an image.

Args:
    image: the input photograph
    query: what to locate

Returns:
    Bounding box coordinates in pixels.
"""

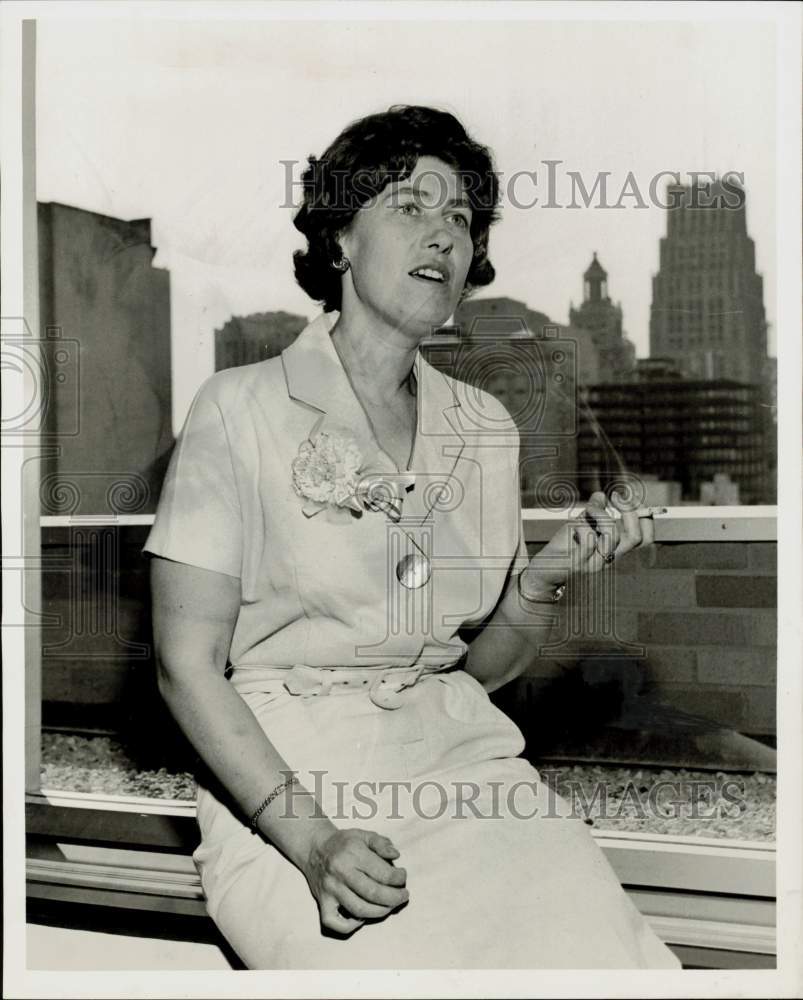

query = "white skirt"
[193,667,681,970]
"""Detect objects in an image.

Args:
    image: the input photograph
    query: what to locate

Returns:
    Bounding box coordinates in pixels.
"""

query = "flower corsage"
[291,423,413,524]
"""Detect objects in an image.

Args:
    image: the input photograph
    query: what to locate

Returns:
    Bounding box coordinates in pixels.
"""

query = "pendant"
[395,551,432,589]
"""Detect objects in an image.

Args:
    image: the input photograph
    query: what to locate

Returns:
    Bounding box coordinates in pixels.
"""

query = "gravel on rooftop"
[41,734,776,841]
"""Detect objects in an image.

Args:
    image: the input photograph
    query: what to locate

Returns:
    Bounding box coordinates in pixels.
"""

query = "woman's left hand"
[519,490,655,593]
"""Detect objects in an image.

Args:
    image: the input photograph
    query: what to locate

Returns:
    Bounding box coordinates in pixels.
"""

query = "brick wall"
[40,526,160,742]
[519,540,777,737]
[41,530,777,740]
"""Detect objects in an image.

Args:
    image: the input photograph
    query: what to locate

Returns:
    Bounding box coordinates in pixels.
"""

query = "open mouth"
[409,266,448,285]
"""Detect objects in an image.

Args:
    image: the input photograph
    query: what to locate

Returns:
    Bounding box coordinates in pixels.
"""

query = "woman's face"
[338,156,475,338]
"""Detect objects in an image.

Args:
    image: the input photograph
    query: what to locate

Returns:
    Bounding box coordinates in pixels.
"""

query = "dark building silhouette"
[215,310,308,370]
[423,298,595,508]
[577,377,773,504]
[649,179,768,385]
[38,202,173,516]
[569,254,636,383]
[624,357,685,383]
[455,296,601,386]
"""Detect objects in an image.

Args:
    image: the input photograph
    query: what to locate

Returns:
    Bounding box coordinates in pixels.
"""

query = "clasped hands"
[303,825,409,936]
[519,490,658,594]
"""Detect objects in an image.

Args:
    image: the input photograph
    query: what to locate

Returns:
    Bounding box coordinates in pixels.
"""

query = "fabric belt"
[283,663,435,710]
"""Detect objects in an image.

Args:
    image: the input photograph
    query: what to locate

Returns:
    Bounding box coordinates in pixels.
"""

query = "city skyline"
[35,17,777,429]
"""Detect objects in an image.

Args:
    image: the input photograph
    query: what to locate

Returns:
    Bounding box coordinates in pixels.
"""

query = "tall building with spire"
[569,254,636,383]
[649,179,768,384]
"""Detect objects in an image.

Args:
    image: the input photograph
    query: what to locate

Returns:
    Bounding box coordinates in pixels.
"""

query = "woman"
[144,105,681,970]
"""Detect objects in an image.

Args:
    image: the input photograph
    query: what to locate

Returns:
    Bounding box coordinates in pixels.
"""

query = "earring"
[332,255,351,273]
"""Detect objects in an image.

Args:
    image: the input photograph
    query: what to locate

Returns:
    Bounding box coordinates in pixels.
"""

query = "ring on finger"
[591,534,616,564]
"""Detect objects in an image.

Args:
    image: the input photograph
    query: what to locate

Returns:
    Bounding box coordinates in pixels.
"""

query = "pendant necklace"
[337,338,431,590]
[395,540,432,590]
[393,367,431,589]
[363,366,431,590]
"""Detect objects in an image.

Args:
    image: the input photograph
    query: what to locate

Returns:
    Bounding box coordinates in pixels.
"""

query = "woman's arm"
[150,556,408,934]
[462,559,563,693]
[465,491,653,692]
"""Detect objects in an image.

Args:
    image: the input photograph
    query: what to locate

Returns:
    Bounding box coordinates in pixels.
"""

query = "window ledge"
[27,791,776,897]
[39,507,779,543]
[26,845,776,959]
[523,507,777,542]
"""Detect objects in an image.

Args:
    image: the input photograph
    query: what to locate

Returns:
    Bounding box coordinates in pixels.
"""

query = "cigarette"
[582,506,667,529]
[607,506,667,519]
[636,507,667,519]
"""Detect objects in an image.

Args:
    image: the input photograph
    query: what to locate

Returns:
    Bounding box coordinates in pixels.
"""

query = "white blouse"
[143,311,527,696]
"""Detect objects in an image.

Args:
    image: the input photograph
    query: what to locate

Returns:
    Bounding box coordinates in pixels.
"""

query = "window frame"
[26,788,776,963]
[15,22,778,962]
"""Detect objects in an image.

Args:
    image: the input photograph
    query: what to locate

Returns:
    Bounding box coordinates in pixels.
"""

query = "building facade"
[577,378,773,505]
[425,299,588,508]
[455,295,600,386]
[215,311,308,370]
[649,179,768,386]
[38,202,173,516]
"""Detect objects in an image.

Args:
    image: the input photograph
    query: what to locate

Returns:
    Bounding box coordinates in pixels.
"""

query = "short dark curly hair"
[292,105,501,312]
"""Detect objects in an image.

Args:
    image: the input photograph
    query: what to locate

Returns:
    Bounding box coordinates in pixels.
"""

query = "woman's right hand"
[302,826,409,935]
[151,558,408,938]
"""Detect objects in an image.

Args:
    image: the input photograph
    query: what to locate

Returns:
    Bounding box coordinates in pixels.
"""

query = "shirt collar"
[281,311,466,453]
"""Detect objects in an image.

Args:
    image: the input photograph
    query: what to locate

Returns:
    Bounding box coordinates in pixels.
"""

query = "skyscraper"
[649,179,768,385]
[569,254,636,383]
[38,202,173,516]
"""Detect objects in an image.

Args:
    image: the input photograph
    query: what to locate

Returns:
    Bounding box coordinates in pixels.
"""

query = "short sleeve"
[142,377,243,578]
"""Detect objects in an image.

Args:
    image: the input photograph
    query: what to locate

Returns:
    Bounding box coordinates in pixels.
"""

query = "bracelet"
[249,776,299,829]
[517,572,566,605]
